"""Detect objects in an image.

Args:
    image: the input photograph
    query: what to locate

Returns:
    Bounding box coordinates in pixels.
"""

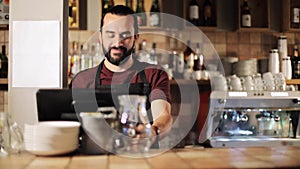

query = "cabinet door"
[282,0,300,32]
[237,0,270,32]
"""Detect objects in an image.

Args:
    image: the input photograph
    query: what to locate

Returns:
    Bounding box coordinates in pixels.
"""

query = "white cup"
[227,75,243,91]
[211,75,228,91]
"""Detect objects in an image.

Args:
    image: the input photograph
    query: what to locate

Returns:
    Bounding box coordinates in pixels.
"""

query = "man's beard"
[103,45,135,66]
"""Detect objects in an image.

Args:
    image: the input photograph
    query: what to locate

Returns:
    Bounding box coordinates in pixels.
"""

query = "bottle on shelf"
[136,0,147,26]
[102,0,114,16]
[176,51,185,75]
[125,0,133,10]
[183,40,194,70]
[291,7,300,29]
[137,39,150,63]
[70,41,81,77]
[241,0,251,28]
[80,44,92,71]
[292,44,300,79]
[0,45,8,78]
[91,42,104,67]
[203,0,214,26]
[149,0,161,27]
[188,0,200,26]
[149,43,158,65]
[193,43,205,71]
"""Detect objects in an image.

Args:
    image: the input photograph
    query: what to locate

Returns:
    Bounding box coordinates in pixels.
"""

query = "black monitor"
[36,85,148,122]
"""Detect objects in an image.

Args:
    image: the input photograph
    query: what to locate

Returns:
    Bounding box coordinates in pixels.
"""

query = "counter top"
[1,146,300,169]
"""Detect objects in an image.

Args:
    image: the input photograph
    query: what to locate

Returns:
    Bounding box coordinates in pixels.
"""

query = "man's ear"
[134,34,139,44]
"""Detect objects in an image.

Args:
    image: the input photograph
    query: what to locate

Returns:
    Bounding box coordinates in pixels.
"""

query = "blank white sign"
[12,20,61,88]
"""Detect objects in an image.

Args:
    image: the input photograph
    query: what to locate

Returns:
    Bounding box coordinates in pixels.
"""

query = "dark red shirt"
[71,59,171,103]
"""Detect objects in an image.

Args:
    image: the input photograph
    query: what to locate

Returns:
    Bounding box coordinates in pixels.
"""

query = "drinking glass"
[0,112,9,157]
[113,95,153,154]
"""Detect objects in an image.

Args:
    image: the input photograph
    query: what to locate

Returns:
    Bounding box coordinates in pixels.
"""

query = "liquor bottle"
[241,0,251,28]
[203,0,213,26]
[137,40,150,63]
[150,0,161,27]
[193,43,205,71]
[183,40,194,69]
[80,44,92,71]
[188,0,200,26]
[291,7,300,29]
[292,45,300,79]
[150,43,158,65]
[71,41,81,77]
[125,0,133,9]
[91,42,104,67]
[102,0,114,16]
[136,0,147,26]
[176,51,185,75]
[0,45,8,78]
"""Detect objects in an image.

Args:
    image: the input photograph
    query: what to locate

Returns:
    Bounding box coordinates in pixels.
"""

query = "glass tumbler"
[0,112,9,157]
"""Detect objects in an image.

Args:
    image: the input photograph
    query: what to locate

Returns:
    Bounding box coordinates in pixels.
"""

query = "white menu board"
[0,0,9,25]
[12,20,61,88]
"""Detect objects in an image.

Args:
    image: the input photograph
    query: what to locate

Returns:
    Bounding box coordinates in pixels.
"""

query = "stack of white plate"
[24,121,80,156]
[221,57,239,76]
[233,59,258,77]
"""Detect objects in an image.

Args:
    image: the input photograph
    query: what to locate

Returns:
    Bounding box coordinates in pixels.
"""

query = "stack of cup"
[211,74,228,91]
[274,72,286,91]
[227,75,243,91]
[263,72,275,91]
[253,73,265,91]
[241,75,255,91]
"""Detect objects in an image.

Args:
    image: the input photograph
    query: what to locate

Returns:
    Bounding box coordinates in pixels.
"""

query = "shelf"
[0,78,7,84]
[184,25,218,32]
[237,0,270,31]
[282,0,300,32]
[236,27,271,32]
[286,79,300,85]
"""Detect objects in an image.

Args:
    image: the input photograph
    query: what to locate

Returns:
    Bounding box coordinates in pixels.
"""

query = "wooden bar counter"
[1,146,300,169]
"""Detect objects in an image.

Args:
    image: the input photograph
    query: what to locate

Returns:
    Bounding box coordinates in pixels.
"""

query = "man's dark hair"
[100,5,138,35]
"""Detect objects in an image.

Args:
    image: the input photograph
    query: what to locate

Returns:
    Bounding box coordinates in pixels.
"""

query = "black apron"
[95,60,159,148]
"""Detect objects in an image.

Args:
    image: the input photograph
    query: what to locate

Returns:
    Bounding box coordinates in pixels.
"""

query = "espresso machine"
[198,91,300,147]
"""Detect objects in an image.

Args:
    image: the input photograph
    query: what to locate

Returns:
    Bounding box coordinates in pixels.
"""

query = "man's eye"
[120,33,131,39]
[106,32,115,38]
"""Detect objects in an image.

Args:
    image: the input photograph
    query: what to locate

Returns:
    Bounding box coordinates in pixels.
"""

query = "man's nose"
[113,37,124,47]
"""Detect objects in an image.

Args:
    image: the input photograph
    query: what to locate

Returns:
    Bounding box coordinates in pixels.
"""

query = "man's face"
[101,14,136,66]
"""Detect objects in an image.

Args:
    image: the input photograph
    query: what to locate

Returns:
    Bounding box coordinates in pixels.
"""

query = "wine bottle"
[71,41,81,77]
[136,0,147,26]
[150,43,158,64]
[241,0,251,28]
[183,40,194,69]
[150,0,161,27]
[125,0,133,9]
[203,0,213,26]
[291,7,300,29]
[193,43,205,71]
[188,0,200,26]
[292,44,300,79]
[0,45,8,78]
